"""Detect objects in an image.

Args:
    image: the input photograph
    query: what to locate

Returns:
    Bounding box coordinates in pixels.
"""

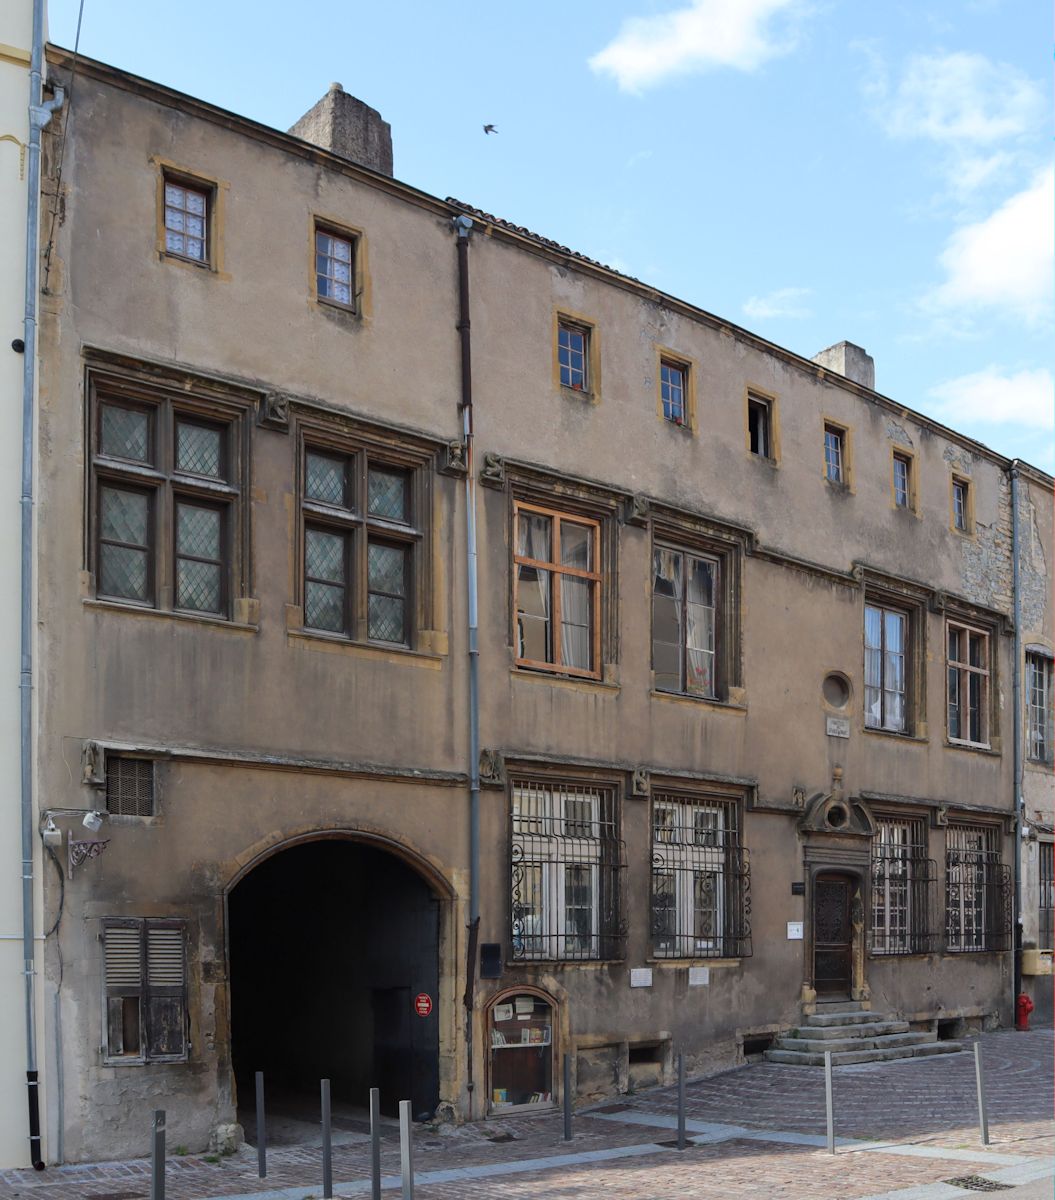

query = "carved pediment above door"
[799,791,876,839]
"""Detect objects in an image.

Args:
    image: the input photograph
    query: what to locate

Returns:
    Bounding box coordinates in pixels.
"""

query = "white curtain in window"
[685,557,715,696]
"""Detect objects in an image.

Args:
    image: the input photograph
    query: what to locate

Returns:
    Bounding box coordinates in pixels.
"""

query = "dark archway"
[228,838,440,1125]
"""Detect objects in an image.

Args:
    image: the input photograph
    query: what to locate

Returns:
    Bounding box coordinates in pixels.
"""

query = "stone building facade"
[27,45,1053,1162]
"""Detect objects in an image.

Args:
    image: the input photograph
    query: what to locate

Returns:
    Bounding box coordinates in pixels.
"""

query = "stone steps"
[764,1007,965,1067]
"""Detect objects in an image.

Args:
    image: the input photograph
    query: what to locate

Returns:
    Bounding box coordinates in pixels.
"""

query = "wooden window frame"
[656,351,696,431]
[513,500,602,680]
[88,373,246,620]
[652,542,722,701]
[863,601,911,734]
[297,428,428,649]
[312,220,360,314]
[951,474,973,534]
[823,420,850,487]
[946,618,992,749]
[1026,651,1054,764]
[152,160,226,274]
[892,448,917,513]
[746,392,777,461]
[553,311,600,400]
[102,918,188,1065]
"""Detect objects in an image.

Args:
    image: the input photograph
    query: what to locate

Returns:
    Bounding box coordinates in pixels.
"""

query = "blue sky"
[47,0,1052,471]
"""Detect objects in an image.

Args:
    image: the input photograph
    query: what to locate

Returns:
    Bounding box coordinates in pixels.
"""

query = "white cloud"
[923,168,1053,325]
[926,366,1053,432]
[742,287,813,320]
[589,0,800,94]
[877,52,1041,143]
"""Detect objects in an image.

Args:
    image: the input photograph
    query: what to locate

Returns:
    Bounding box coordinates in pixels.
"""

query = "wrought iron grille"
[870,817,938,955]
[945,826,1011,953]
[105,756,155,817]
[649,793,751,959]
[510,779,626,961]
[1040,842,1054,952]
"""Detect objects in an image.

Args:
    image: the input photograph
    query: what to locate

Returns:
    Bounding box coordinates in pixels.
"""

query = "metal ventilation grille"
[146,926,184,987]
[106,756,155,816]
[104,925,142,987]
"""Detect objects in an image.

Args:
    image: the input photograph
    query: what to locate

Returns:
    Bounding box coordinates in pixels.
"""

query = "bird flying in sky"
[483,124,498,134]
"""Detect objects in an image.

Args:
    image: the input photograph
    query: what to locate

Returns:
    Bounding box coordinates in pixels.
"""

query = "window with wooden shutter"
[103,919,187,1063]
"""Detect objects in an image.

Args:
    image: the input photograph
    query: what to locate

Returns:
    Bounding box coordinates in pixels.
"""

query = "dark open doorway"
[229,839,440,1132]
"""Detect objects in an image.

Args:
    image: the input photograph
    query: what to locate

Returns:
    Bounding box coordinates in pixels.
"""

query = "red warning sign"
[414,992,433,1017]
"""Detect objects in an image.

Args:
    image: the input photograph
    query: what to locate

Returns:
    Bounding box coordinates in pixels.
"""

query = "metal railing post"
[399,1099,414,1199]
[255,1071,266,1179]
[321,1079,333,1199]
[150,1110,166,1200]
[369,1087,382,1200]
[563,1053,572,1141]
[677,1053,687,1150]
[974,1041,990,1145]
[824,1051,835,1155]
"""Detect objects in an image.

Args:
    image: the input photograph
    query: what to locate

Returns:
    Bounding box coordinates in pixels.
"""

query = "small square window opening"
[558,324,588,391]
[748,398,771,458]
[164,181,208,263]
[660,362,687,425]
[316,228,356,308]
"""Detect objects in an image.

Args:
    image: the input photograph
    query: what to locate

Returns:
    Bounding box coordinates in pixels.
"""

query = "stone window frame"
[655,347,697,433]
[151,157,228,276]
[86,368,250,622]
[1025,650,1054,764]
[745,387,780,463]
[822,418,853,490]
[293,415,434,651]
[553,309,601,402]
[950,473,974,535]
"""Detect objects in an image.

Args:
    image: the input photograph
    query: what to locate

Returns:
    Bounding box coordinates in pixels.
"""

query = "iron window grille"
[945,825,1011,953]
[557,322,589,391]
[1040,842,1054,953]
[652,544,719,699]
[90,383,242,618]
[947,621,990,747]
[864,603,908,732]
[660,361,687,425]
[650,792,751,959]
[510,779,626,961]
[103,919,187,1063]
[301,444,420,646]
[105,756,156,817]
[513,502,602,678]
[1026,653,1054,764]
[870,817,937,954]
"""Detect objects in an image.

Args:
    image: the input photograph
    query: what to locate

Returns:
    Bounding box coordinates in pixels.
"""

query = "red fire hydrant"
[1015,992,1034,1032]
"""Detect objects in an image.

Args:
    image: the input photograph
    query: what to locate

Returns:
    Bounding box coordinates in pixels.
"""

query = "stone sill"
[83,598,258,634]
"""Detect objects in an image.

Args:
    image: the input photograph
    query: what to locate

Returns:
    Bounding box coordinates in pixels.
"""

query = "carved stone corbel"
[438,440,468,478]
[479,748,506,789]
[630,768,650,798]
[623,494,650,528]
[81,740,105,789]
[479,453,505,489]
[258,390,291,431]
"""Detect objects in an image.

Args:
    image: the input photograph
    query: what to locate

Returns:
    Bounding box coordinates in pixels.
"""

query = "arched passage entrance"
[228,836,443,1126]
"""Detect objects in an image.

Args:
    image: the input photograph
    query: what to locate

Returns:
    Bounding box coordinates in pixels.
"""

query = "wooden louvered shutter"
[145,924,187,1059]
[104,923,143,1057]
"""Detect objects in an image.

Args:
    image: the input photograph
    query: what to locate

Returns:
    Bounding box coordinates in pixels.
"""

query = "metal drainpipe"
[453,214,481,1115]
[1010,462,1024,1012]
[21,1,65,1169]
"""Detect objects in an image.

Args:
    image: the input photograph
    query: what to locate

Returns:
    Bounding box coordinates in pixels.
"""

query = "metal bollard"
[824,1050,835,1155]
[255,1071,266,1179]
[563,1053,572,1141]
[399,1099,414,1199]
[150,1110,166,1200]
[974,1041,990,1146]
[369,1087,382,1200]
[321,1079,333,1200]
[676,1053,687,1151]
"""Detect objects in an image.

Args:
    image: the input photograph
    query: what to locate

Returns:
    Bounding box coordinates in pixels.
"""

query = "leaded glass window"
[176,421,223,479]
[99,486,152,603]
[175,502,224,614]
[301,442,421,646]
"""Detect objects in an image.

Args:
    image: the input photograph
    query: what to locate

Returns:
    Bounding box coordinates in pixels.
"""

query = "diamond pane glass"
[176,423,222,477]
[368,542,406,595]
[101,405,151,463]
[305,580,346,633]
[177,558,221,612]
[101,544,149,602]
[367,469,407,521]
[176,505,221,559]
[306,453,348,507]
[101,487,149,546]
[368,593,405,643]
[306,529,346,585]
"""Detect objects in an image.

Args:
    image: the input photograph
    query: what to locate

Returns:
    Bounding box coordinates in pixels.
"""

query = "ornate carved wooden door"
[813,873,852,996]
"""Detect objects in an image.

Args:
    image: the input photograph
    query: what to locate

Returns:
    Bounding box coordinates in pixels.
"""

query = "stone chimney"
[289,83,393,176]
[811,342,875,391]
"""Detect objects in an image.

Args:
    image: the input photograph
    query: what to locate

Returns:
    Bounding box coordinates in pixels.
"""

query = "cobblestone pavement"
[0,1028,1050,1200]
